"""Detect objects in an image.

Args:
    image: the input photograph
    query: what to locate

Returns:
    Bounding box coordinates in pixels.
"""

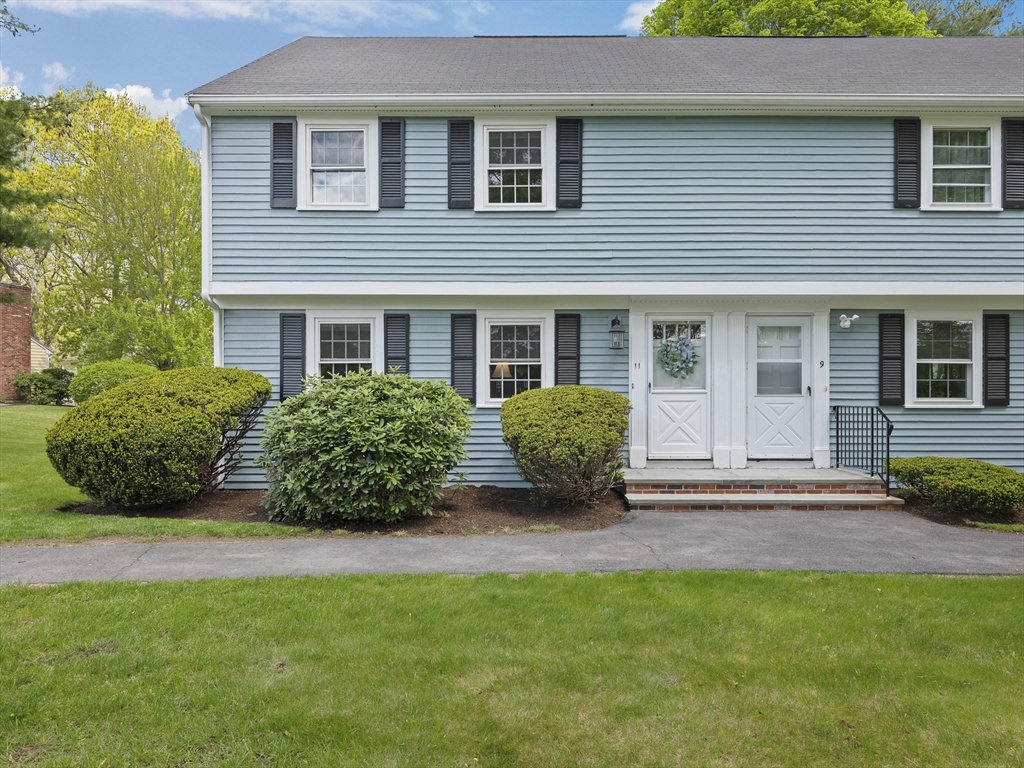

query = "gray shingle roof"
[189,36,1023,98]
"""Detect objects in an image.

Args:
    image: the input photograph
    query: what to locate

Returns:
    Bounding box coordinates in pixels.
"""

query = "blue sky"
[0,0,659,147]
[1,0,1021,149]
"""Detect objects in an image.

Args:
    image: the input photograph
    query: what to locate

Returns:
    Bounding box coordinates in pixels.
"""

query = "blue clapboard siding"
[210,115,1023,283]
[221,308,630,489]
[830,310,1024,471]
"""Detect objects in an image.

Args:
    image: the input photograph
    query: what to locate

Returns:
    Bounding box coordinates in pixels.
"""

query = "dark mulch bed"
[897,493,1024,531]
[61,485,629,537]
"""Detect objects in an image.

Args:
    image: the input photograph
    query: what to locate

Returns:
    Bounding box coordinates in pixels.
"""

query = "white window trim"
[474,117,557,212]
[476,310,555,408]
[308,312,385,377]
[297,117,379,212]
[921,117,1002,212]
[904,311,984,409]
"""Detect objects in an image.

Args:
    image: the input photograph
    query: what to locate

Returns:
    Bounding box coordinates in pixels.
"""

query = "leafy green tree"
[910,0,1015,34]
[0,97,52,273]
[16,88,210,369]
[640,0,935,36]
[0,0,38,36]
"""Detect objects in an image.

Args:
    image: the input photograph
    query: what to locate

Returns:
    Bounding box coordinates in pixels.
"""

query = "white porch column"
[727,312,747,468]
[710,311,731,468]
[628,308,647,468]
[811,311,832,468]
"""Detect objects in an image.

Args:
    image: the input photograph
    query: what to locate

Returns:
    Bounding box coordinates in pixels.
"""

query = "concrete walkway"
[2,510,1021,584]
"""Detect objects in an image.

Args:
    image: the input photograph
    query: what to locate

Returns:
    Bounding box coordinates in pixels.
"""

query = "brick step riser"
[631,502,903,512]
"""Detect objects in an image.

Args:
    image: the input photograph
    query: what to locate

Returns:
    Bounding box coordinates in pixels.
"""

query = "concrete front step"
[627,493,903,512]
[623,466,888,497]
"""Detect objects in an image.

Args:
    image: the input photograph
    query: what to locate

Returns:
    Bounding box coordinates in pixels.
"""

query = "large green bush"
[10,368,74,405]
[68,360,158,403]
[501,385,630,507]
[258,372,472,523]
[890,456,1024,515]
[46,367,271,507]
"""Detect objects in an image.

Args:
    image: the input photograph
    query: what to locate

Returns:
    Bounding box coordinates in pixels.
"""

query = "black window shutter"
[279,313,305,400]
[271,119,297,209]
[893,119,921,209]
[878,313,905,406]
[556,118,583,209]
[984,314,1011,407]
[555,314,581,385]
[1003,119,1024,210]
[379,118,405,208]
[448,119,474,209]
[450,313,476,404]
[384,313,410,374]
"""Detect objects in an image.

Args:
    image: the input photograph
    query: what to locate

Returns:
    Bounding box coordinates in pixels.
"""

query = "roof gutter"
[186,92,1023,115]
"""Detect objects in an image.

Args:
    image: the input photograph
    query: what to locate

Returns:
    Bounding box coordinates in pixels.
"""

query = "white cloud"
[618,0,659,32]
[105,85,190,121]
[18,0,439,26]
[0,61,25,98]
[41,61,75,95]
[451,0,491,32]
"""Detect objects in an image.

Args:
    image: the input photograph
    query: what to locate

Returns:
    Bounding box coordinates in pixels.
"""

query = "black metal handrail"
[832,405,894,495]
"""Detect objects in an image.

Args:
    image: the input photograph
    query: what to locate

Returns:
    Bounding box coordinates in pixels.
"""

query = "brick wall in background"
[0,284,32,401]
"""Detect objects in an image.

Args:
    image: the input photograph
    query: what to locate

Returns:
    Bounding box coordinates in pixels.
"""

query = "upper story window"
[921,119,1001,211]
[474,119,556,212]
[311,130,366,205]
[298,119,379,211]
[488,131,543,204]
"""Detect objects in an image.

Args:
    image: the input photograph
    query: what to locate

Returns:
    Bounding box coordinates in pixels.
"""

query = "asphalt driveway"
[1,509,1021,585]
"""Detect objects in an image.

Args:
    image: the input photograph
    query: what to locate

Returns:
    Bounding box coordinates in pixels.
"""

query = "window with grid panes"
[310,129,366,204]
[319,323,372,378]
[915,320,973,399]
[487,130,543,204]
[489,324,542,400]
[931,128,990,204]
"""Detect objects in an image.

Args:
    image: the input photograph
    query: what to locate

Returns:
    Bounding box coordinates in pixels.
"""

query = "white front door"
[747,317,812,459]
[649,318,710,459]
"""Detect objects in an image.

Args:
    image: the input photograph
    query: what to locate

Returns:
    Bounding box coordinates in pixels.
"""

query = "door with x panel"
[648,318,710,459]
[747,317,812,459]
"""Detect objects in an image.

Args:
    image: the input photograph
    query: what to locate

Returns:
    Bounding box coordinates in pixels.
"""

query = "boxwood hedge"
[501,385,630,507]
[46,367,271,508]
[890,456,1024,515]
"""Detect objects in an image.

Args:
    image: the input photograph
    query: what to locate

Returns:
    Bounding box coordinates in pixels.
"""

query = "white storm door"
[649,318,710,459]
[747,317,812,459]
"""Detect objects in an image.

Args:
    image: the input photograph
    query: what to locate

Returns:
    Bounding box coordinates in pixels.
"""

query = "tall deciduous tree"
[640,0,935,35]
[16,88,210,369]
[910,0,1017,35]
[0,96,52,267]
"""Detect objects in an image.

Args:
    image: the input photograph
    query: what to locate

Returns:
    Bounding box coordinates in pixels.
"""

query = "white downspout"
[192,101,223,368]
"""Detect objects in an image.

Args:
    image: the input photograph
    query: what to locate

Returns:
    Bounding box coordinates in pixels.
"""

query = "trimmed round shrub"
[46,367,271,508]
[11,368,74,405]
[68,360,158,403]
[257,372,472,523]
[501,385,630,507]
[890,456,1024,515]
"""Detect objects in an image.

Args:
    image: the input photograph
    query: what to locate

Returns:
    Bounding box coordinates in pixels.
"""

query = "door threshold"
[747,459,814,469]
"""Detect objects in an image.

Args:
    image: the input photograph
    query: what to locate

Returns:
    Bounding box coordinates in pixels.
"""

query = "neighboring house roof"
[189,36,1023,100]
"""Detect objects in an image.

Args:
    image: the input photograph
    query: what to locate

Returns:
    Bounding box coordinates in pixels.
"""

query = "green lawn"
[0,405,302,542]
[2,571,1021,767]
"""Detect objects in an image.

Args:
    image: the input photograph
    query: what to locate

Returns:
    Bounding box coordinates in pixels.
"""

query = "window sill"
[474,204,556,213]
[903,401,984,409]
[920,205,1002,213]
[299,204,379,212]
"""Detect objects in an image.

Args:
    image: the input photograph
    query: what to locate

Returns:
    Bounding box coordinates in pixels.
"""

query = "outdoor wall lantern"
[608,316,625,349]
[838,314,860,329]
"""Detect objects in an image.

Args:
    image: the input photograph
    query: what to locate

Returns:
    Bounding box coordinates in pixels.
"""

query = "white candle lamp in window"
[609,316,625,349]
